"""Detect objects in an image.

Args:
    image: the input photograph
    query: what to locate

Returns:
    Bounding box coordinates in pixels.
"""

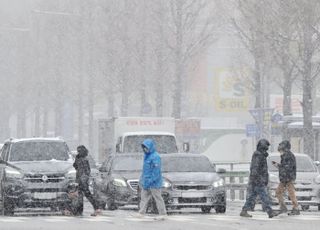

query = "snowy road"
[0,201,319,230]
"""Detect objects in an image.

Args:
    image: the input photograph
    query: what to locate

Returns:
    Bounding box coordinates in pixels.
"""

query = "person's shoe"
[91,209,102,216]
[154,215,167,220]
[279,206,288,214]
[268,210,280,218]
[288,208,300,216]
[240,210,252,218]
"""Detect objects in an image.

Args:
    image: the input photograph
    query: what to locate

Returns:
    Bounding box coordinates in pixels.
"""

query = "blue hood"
[142,139,156,154]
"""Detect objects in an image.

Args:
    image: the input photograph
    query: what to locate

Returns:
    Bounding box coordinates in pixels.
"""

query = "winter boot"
[240,210,252,218]
[288,208,300,216]
[279,205,288,214]
[268,210,280,218]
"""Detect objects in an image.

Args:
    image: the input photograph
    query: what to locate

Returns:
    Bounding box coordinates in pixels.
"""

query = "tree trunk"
[54,98,62,137]
[156,52,164,117]
[88,79,94,151]
[34,104,41,137]
[17,108,26,138]
[107,84,115,117]
[172,1,183,119]
[42,105,48,137]
[282,76,292,116]
[302,9,315,159]
[0,111,10,140]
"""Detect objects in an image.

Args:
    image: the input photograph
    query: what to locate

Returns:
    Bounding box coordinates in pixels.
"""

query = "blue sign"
[246,124,258,137]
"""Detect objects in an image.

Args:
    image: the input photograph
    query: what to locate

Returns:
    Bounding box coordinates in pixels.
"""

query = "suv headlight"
[5,167,24,179]
[112,178,127,187]
[269,173,279,183]
[314,175,320,184]
[162,178,172,188]
[66,169,77,179]
[213,178,224,188]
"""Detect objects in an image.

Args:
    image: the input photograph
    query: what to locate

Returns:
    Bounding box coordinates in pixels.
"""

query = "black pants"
[78,177,98,211]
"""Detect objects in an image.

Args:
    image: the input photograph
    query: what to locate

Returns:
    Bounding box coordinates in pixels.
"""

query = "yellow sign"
[214,68,249,112]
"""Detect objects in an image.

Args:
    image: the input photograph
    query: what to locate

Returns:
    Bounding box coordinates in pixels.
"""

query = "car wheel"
[3,197,15,216]
[201,206,211,213]
[215,205,226,213]
[301,205,309,211]
[98,201,106,210]
[318,205,320,211]
[106,197,118,210]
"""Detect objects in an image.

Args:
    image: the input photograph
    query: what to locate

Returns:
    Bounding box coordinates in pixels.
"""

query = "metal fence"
[215,162,250,201]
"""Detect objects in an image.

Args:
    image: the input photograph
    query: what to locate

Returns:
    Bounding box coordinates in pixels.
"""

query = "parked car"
[0,137,78,215]
[267,152,320,211]
[94,153,143,210]
[156,153,226,213]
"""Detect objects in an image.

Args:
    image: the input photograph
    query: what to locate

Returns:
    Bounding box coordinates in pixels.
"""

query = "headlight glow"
[213,178,224,187]
[314,175,320,184]
[162,178,172,188]
[66,169,77,179]
[112,178,127,187]
[5,167,24,179]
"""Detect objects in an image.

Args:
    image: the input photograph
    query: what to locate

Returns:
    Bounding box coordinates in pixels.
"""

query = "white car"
[267,153,320,211]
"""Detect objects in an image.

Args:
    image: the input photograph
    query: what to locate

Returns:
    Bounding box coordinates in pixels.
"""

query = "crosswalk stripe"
[81,217,113,222]
[0,219,24,223]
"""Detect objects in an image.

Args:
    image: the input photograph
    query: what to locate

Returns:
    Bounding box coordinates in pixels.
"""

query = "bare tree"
[162,0,223,118]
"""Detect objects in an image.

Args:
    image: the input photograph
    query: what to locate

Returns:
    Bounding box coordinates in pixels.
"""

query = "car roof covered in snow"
[6,137,66,143]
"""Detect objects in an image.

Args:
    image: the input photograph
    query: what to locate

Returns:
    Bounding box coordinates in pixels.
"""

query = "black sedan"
[94,154,143,210]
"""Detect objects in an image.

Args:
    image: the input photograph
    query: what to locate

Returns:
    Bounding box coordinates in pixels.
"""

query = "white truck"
[98,117,182,161]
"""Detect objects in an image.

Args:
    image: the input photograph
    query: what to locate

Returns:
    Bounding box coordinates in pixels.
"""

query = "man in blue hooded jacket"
[138,139,167,219]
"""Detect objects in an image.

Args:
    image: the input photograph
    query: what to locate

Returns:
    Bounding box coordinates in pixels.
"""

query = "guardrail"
[215,162,250,201]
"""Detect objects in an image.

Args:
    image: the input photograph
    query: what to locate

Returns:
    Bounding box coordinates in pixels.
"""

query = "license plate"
[181,192,205,198]
[33,192,57,199]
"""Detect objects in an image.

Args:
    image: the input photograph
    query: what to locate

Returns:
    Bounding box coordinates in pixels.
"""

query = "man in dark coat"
[240,139,278,218]
[73,145,101,216]
[272,140,300,215]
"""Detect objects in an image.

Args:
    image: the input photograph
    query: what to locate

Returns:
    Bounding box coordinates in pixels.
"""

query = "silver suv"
[0,137,77,215]
[267,153,320,211]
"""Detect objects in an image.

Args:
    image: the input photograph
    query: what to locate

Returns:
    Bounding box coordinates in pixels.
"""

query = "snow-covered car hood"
[9,160,74,174]
[111,171,141,180]
[162,172,221,184]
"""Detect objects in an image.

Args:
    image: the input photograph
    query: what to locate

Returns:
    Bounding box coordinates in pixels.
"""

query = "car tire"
[3,197,15,216]
[301,205,309,211]
[318,205,320,211]
[201,206,211,213]
[215,205,226,213]
[106,197,118,210]
[98,201,107,210]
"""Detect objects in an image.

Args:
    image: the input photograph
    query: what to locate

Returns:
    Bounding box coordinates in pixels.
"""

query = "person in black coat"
[73,145,101,216]
[272,140,300,215]
[240,139,278,218]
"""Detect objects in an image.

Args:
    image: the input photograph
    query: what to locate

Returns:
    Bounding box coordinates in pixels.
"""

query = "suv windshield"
[112,156,143,172]
[9,141,69,162]
[123,135,177,153]
[268,155,317,172]
[162,157,215,173]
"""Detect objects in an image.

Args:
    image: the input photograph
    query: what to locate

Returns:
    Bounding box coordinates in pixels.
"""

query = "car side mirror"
[217,168,226,174]
[314,161,320,166]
